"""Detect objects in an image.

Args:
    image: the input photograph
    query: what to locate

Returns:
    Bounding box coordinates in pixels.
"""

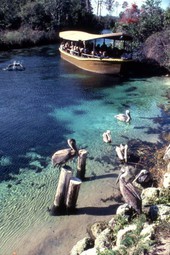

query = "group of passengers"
[60,40,132,59]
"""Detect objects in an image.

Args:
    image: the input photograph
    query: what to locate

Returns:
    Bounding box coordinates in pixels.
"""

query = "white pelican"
[115,144,128,162]
[52,139,78,168]
[102,130,112,143]
[115,110,131,123]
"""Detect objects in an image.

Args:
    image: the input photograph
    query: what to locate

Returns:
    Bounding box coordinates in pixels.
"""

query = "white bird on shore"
[115,144,128,162]
[115,110,131,123]
[102,130,112,143]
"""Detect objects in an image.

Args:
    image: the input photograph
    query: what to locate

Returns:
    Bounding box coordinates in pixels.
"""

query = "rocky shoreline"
[69,143,170,255]
[69,96,170,255]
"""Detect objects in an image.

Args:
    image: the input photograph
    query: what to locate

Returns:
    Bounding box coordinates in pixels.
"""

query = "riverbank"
[0,28,59,51]
[12,103,170,255]
[17,136,170,255]
[0,48,169,255]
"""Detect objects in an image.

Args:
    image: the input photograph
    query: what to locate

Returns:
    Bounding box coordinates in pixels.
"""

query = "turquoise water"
[0,45,170,255]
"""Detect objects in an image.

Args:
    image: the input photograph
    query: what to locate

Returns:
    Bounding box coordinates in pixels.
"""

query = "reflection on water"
[0,45,170,255]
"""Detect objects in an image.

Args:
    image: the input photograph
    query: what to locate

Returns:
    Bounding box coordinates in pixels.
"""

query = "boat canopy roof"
[59,31,133,42]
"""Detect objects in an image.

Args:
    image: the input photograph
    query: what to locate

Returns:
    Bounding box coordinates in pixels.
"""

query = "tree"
[115,0,165,49]
[164,7,170,28]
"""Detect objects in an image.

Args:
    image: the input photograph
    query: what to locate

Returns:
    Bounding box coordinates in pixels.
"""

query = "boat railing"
[61,47,102,59]
[60,46,132,60]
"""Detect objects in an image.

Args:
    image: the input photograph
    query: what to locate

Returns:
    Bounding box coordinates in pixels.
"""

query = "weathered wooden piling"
[124,144,128,163]
[53,165,73,212]
[77,149,88,180]
[66,177,82,211]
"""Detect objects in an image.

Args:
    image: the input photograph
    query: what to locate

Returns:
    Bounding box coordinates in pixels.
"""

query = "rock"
[141,187,160,206]
[149,205,159,221]
[108,217,116,229]
[116,203,133,220]
[95,228,112,250]
[70,237,94,255]
[163,172,170,189]
[87,221,108,240]
[116,224,137,247]
[167,162,170,172]
[140,223,155,242]
[149,204,170,221]
[80,247,98,255]
[163,144,170,161]
[156,204,170,220]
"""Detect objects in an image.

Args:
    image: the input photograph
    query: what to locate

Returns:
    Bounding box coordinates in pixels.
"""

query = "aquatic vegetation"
[0,156,12,166]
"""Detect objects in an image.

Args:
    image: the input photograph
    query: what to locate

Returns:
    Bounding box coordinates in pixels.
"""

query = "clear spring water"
[0,45,170,255]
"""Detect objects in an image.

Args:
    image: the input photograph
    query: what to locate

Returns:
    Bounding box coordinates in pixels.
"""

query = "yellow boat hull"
[59,48,132,75]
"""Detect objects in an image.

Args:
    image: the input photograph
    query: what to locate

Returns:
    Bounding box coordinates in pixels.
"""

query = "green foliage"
[97,249,120,255]
[115,0,168,51]
[111,214,129,237]
[164,7,170,28]
[0,0,95,33]
[97,214,152,255]
[156,188,170,205]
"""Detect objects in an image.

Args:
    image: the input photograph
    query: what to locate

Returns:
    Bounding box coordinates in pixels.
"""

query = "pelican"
[133,169,152,188]
[52,139,78,167]
[117,168,142,214]
[115,144,128,162]
[102,130,112,143]
[114,110,131,123]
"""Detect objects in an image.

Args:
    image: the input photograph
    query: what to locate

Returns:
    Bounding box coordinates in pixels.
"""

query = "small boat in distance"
[59,30,133,75]
[3,61,25,71]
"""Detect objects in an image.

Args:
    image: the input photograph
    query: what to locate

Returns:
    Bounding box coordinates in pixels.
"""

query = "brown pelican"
[117,168,142,214]
[102,130,112,143]
[114,110,131,123]
[52,139,78,167]
[133,169,152,188]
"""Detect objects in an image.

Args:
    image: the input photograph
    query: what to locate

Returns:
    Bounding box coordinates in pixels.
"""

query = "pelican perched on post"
[117,167,142,214]
[114,110,131,123]
[102,130,112,143]
[52,139,78,168]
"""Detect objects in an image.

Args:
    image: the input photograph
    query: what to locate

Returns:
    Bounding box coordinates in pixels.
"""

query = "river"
[0,44,170,255]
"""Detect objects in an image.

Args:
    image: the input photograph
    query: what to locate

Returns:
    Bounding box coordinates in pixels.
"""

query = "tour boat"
[59,30,133,75]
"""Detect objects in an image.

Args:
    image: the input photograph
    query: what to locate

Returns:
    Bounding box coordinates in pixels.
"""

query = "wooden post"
[124,144,128,163]
[66,177,82,211]
[52,165,73,214]
[77,149,87,180]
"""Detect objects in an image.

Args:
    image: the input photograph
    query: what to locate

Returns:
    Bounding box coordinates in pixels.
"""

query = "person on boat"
[101,42,108,52]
